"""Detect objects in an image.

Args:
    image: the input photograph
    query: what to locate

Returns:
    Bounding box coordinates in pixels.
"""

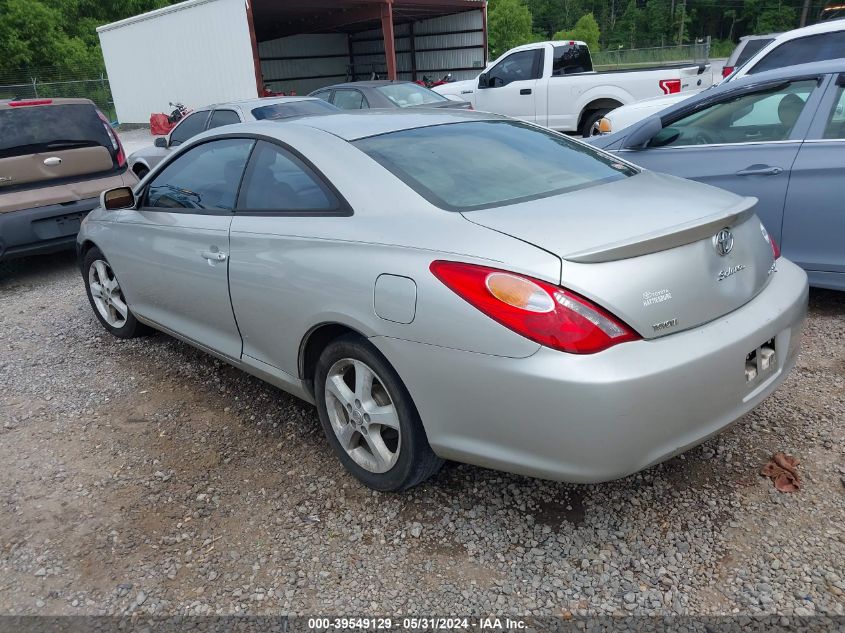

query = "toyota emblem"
[713,228,734,257]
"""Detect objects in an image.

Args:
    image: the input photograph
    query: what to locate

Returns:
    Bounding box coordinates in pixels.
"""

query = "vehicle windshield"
[376,83,449,107]
[354,120,637,211]
[0,103,111,159]
[251,100,339,120]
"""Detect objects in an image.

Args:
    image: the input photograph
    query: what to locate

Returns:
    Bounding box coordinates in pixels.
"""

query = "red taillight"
[429,261,639,354]
[96,109,126,168]
[659,79,681,95]
[9,99,53,107]
[721,66,734,79]
[760,223,781,259]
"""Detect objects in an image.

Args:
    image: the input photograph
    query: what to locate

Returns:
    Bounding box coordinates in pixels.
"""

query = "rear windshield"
[0,103,111,159]
[376,83,448,107]
[251,100,339,120]
[354,120,636,211]
[734,38,773,66]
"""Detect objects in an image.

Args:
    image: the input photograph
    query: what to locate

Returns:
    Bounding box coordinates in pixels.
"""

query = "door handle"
[201,250,227,262]
[520,88,533,95]
[735,166,783,177]
[43,156,63,167]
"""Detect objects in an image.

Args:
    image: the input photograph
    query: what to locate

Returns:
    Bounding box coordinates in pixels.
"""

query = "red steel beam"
[381,1,397,81]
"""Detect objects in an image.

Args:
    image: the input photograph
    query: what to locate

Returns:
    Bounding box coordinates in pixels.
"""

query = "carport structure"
[250,0,488,93]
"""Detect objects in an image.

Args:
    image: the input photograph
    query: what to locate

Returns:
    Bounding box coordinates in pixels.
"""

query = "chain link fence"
[0,66,116,122]
[592,39,711,71]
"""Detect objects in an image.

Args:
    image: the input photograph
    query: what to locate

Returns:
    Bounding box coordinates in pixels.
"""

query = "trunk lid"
[463,171,776,339]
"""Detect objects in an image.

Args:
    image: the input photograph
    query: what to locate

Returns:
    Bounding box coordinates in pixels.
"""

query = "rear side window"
[333,90,368,110]
[748,32,845,74]
[734,38,773,67]
[823,85,845,139]
[146,138,254,211]
[354,120,636,211]
[207,109,241,129]
[238,141,339,211]
[0,104,112,159]
[251,100,339,120]
[169,111,208,146]
[552,44,593,76]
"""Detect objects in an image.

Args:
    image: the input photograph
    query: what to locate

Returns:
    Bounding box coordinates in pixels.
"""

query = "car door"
[106,137,254,359]
[331,89,369,110]
[228,139,351,376]
[614,78,824,244]
[475,49,542,123]
[781,73,844,285]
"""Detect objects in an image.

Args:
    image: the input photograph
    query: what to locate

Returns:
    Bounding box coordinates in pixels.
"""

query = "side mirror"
[154,137,168,148]
[621,116,663,150]
[478,73,489,89]
[100,186,136,211]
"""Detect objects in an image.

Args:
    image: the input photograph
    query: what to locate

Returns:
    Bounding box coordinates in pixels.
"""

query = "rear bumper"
[371,259,809,483]
[0,197,99,261]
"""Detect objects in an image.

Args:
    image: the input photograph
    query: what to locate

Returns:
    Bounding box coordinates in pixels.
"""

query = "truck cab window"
[487,50,541,87]
[553,44,593,76]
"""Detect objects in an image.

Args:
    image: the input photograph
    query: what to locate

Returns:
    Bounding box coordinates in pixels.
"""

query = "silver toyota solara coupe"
[77,110,809,491]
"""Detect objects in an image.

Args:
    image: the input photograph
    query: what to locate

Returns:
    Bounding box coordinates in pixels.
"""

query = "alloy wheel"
[324,358,401,474]
[88,259,129,329]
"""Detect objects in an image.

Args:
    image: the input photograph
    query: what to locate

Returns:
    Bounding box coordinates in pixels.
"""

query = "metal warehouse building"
[98,0,487,123]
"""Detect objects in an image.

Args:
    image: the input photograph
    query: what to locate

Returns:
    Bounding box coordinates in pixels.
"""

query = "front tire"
[82,247,149,339]
[314,334,443,491]
[581,108,611,138]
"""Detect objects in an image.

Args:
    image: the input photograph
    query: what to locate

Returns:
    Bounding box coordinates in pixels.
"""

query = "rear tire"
[581,108,612,138]
[82,246,150,339]
[314,334,443,491]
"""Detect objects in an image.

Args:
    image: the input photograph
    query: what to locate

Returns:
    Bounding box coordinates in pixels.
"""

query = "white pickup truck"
[434,40,713,136]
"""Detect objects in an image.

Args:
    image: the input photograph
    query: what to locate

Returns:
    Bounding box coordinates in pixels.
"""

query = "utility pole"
[677,0,686,47]
[800,0,811,27]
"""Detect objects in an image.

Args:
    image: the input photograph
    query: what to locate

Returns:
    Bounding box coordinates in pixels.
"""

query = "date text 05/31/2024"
[307,617,527,630]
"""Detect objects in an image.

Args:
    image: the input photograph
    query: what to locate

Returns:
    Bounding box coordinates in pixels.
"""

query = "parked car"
[434,40,715,136]
[589,60,845,291]
[310,80,471,110]
[127,96,339,179]
[597,20,845,135]
[78,110,808,491]
[0,97,136,263]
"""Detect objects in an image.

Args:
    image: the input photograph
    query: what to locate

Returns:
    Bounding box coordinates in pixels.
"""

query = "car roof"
[0,97,96,110]
[208,96,322,110]
[284,108,505,141]
[738,32,781,42]
[316,80,416,90]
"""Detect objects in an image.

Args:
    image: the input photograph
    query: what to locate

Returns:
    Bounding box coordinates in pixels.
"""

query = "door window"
[332,90,368,110]
[487,50,541,87]
[649,80,817,148]
[207,109,241,129]
[823,85,845,139]
[747,32,845,74]
[237,141,340,211]
[168,111,208,146]
[146,138,254,211]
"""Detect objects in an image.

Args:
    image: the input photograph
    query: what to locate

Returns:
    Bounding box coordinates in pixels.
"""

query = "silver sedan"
[77,110,808,491]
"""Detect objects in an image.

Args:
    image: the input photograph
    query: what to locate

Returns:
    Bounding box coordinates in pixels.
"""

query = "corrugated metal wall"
[257,9,486,94]
[98,0,259,124]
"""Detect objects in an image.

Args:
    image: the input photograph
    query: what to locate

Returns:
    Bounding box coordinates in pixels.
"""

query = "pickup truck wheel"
[315,334,444,491]
[581,109,612,138]
[83,247,150,339]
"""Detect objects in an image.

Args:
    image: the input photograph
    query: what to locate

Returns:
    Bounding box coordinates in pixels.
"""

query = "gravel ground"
[0,253,843,618]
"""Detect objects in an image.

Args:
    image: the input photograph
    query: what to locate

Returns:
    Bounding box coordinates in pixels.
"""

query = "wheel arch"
[577,97,625,132]
[298,322,369,395]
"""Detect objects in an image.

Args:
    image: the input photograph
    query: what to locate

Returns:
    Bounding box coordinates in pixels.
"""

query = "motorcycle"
[149,101,192,137]
[415,73,453,89]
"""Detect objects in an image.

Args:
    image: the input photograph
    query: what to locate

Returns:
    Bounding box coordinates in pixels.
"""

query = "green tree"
[554,13,601,51]
[488,0,538,59]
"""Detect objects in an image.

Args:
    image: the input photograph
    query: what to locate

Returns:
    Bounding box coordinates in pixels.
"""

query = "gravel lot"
[0,253,843,618]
